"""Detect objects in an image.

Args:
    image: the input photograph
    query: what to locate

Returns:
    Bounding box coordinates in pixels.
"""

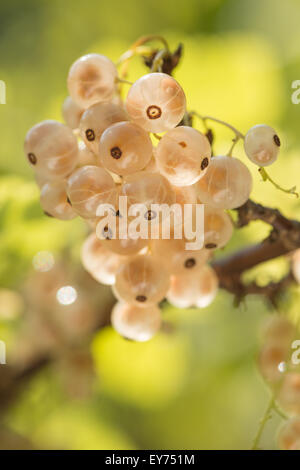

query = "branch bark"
[212,199,300,302]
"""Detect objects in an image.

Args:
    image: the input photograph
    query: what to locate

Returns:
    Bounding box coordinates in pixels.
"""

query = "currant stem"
[227,136,241,157]
[128,35,170,53]
[259,167,299,198]
[191,112,245,140]
[150,49,169,73]
[273,402,288,420]
[116,45,153,67]
[116,77,134,86]
[251,396,275,450]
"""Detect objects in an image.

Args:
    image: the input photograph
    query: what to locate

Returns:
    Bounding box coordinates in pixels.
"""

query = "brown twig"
[212,199,300,303]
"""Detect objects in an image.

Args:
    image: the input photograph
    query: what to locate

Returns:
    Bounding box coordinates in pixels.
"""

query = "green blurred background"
[0,0,300,450]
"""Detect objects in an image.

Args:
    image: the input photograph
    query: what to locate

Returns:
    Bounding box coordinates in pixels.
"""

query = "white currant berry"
[77,141,97,167]
[196,156,253,209]
[35,172,48,189]
[99,121,152,175]
[261,315,296,347]
[166,264,218,309]
[258,343,289,384]
[62,96,85,129]
[111,302,161,342]
[81,233,121,285]
[151,236,210,275]
[66,165,117,219]
[155,126,211,186]
[24,120,79,180]
[292,249,300,284]
[96,220,148,256]
[173,184,198,207]
[125,73,186,133]
[40,180,76,220]
[203,206,233,250]
[244,124,280,167]
[67,53,118,108]
[114,254,170,306]
[121,171,176,210]
[79,101,128,155]
[278,372,300,416]
[278,417,300,450]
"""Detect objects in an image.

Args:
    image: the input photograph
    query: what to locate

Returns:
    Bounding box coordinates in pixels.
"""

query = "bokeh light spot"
[56,286,77,305]
[32,251,55,272]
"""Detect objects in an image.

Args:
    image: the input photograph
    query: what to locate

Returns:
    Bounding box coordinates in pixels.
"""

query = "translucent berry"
[79,101,128,155]
[151,237,210,275]
[114,254,170,306]
[244,124,280,167]
[111,302,161,342]
[174,184,198,207]
[62,96,85,129]
[278,372,300,416]
[203,206,233,249]
[67,53,118,108]
[261,315,296,347]
[121,171,176,210]
[258,343,289,384]
[292,249,300,284]
[278,417,300,450]
[35,172,48,189]
[77,141,97,167]
[166,264,218,309]
[155,126,211,186]
[196,156,253,209]
[24,120,78,180]
[81,233,121,285]
[99,121,152,175]
[40,181,76,220]
[125,73,186,133]
[66,165,116,218]
[96,220,148,256]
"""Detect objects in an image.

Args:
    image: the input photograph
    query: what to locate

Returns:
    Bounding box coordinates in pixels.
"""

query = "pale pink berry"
[292,249,300,284]
[203,206,233,250]
[196,156,253,209]
[151,236,210,275]
[278,417,300,450]
[244,124,280,167]
[155,126,211,186]
[125,73,186,133]
[24,120,78,180]
[79,101,128,155]
[99,121,152,175]
[67,53,118,108]
[261,315,296,347]
[278,372,300,416]
[62,96,85,129]
[66,165,116,219]
[40,180,76,220]
[167,264,218,309]
[111,302,162,342]
[114,254,170,306]
[77,141,97,167]
[258,343,289,384]
[96,220,148,256]
[81,233,121,285]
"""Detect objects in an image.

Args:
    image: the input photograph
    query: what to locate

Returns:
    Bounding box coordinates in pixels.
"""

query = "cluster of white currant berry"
[257,310,300,450]
[24,41,283,343]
